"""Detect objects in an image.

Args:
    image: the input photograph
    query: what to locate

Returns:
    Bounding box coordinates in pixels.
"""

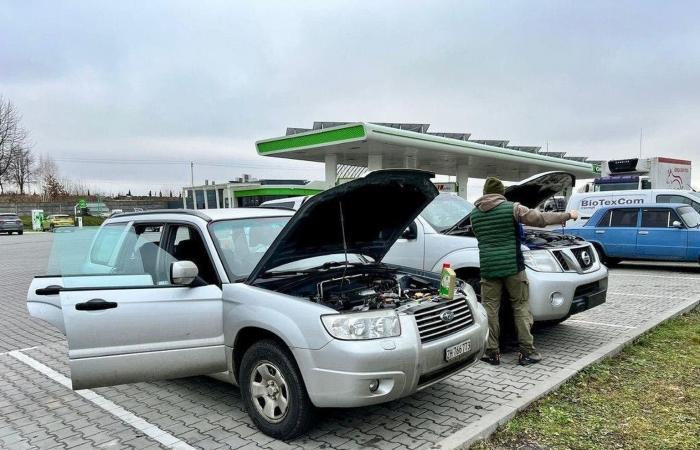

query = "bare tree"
[36,154,66,200]
[0,97,28,194]
[8,147,34,194]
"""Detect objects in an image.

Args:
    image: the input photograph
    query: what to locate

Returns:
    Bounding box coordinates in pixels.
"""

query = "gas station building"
[256,122,599,198]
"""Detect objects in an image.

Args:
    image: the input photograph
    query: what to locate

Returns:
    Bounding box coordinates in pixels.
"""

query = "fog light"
[368,379,380,392]
[550,292,565,307]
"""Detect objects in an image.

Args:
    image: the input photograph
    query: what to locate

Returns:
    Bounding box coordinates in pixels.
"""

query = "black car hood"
[447,171,575,233]
[248,169,438,281]
[503,171,575,209]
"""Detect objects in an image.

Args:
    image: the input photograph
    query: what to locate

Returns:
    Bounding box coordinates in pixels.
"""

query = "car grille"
[552,251,570,271]
[413,298,474,343]
[571,245,595,270]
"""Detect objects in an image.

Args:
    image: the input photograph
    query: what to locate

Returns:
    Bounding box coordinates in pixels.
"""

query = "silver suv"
[27,170,487,439]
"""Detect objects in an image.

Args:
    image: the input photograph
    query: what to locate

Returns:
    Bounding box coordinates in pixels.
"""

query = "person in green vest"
[471,177,578,366]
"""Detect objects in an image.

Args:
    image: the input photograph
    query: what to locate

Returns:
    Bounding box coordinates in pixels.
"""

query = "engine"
[314,272,449,312]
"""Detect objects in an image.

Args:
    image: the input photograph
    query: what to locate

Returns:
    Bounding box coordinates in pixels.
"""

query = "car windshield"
[209,216,290,279]
[678,206,700,228]
[421,194,475,231]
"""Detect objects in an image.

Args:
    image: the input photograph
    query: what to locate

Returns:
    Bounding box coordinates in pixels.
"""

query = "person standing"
[470,177,578,366]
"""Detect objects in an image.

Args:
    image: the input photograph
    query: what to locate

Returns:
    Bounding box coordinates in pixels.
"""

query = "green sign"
[592,164,601,174]
[78,199,87,209]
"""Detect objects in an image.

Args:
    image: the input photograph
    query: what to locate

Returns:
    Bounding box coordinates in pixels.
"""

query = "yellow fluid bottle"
[439,263,457,300]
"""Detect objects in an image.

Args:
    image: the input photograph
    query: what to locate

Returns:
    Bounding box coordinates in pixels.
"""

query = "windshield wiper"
[260,261,370,278]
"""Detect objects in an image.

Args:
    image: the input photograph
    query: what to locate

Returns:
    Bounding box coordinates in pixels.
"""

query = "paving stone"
[2,235,699,450]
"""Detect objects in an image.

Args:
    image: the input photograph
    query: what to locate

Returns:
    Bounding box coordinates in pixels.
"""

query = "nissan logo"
[440,310,455,323]
[581,251,591,266]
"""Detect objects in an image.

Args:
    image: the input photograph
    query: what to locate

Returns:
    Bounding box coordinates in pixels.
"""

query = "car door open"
[60,282,225,389]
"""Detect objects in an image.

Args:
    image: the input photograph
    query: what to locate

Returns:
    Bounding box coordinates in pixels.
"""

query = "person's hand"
[568,210,579,220]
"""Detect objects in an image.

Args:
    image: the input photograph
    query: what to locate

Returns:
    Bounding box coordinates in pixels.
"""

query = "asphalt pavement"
[1,232,699,449]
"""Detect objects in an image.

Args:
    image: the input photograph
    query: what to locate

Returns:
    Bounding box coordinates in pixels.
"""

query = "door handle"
[36,285,61,295]
[638,231,649,235]
[75,299,118,311]
[595,230,605,234]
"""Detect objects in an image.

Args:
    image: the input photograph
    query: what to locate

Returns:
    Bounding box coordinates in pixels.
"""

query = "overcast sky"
[2,0,699,197]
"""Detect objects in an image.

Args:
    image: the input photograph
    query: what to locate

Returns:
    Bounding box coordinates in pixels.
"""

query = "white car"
[27,170,487,439]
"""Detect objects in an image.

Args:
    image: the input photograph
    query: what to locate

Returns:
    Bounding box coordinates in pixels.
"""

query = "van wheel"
[239,339,314,440]
[18,230,23,235]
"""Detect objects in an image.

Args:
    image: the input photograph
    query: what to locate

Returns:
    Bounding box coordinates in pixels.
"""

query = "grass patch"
[473,308,700,450]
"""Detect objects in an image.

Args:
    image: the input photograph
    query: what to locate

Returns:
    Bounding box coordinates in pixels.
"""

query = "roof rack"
[111,209,212,221]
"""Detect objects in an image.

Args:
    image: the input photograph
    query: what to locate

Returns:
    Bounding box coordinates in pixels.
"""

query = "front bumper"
[293,302,488,408]
[526,264,608,321]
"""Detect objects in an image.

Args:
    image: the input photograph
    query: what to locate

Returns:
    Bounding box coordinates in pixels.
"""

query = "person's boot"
[518,350,542,366]
[480,351,500,366]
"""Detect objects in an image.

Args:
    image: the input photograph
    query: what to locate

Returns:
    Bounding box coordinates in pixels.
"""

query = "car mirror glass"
[170,260,199,285]
[671,220,683,228]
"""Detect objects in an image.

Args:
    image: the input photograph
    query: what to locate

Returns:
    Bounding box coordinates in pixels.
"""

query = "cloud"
[1,0,699,193]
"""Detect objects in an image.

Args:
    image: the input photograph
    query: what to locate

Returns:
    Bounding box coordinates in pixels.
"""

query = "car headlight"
[523,250,563,272]
[321,310,401,340]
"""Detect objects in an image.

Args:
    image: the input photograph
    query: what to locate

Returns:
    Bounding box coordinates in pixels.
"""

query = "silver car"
[27,170,488,439]
[0,213,24,235]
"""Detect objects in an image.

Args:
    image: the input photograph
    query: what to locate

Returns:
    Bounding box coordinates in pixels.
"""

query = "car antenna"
[339,200,350,288]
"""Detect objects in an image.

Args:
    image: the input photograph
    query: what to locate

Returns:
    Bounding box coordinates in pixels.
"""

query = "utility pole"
[190,161,194,187]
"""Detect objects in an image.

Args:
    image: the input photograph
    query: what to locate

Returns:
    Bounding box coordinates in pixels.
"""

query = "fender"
[429,247,481,273]
[222,284,334,351]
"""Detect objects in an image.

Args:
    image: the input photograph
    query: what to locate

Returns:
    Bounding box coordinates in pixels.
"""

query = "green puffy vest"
[470,200,521,279]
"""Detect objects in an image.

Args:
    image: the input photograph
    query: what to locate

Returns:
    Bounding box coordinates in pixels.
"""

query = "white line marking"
[613,273,700,281]
[608,291,680,299]
[8,350,196,450]
[0,346,36,356]
[566,319,636,329]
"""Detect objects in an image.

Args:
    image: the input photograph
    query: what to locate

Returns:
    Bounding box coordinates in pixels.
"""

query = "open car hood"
[447,171,575,232]
[248,169,439,281]
[503,171,575,209]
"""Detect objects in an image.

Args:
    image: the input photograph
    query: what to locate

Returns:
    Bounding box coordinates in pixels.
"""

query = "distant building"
[182,176,325,209]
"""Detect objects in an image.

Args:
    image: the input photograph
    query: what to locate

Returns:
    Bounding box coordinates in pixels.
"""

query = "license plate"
[445,340,471,362]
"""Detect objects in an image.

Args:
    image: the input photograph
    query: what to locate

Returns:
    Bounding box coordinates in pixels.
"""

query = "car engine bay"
[523,228,587,249]
[260,266,468,313]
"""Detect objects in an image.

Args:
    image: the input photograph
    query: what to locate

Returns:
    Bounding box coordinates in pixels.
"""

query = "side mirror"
[672,220,683,229]
[170,261,198,285]
[401,223,418,240]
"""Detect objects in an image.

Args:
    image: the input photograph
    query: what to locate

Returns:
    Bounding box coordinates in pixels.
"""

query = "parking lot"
[2,232,699,450]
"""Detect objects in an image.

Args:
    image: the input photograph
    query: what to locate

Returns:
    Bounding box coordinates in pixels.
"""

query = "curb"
[435,295,700,450]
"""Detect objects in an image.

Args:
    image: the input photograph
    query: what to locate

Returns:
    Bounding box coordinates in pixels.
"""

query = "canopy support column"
[404,154,417,169]
[325,153,338,188]
[457,164,469,199]
[368,154,383,172]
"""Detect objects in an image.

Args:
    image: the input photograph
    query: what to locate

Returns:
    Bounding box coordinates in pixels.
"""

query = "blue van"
[559,203,700,265]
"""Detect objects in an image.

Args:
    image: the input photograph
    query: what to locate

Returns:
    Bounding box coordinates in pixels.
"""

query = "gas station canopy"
[256,122,599,197]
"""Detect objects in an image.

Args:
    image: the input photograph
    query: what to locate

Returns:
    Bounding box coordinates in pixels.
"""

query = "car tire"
[50,224,55,232]
[592,243,620,267]
[239,339,315,440]
[18,230,23,235]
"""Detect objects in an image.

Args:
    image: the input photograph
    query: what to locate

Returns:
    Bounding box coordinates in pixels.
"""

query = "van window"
[656,194,700,214]
[641,209,681,228]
